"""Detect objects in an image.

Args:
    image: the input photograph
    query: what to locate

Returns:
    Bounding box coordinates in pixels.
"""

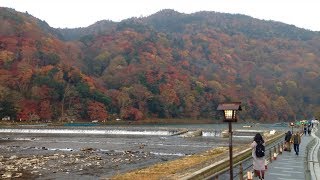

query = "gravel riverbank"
[0,140,175,179]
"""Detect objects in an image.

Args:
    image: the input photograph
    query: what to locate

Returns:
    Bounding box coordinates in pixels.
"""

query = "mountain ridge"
[57,9,320,41]
[1,7,320,122]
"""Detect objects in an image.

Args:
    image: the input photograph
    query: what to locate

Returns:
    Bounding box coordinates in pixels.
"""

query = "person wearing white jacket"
[251,133,266,180]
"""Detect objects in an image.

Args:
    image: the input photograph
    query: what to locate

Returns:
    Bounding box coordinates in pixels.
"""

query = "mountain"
[144,9,319,40]
[58,20,117,41]
[0,7,110,122]
[1,7,320,122]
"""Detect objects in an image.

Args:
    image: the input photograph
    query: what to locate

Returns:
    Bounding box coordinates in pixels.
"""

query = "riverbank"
[0,125,243,179]
[0,118,215,127]
[0,144,168,179]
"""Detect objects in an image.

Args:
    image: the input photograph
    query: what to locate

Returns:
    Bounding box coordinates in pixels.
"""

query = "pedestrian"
[292,132,301,155]
[304,125,307,135]
[308,127,311,135]
[251,133,265,180]
[284,131,292,151]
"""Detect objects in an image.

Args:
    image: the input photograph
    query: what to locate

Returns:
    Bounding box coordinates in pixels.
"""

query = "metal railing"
[305,137,315,180]
[207,138,285,180]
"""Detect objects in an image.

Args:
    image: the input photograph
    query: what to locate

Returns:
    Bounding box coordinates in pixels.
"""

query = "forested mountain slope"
[1,7,320,122]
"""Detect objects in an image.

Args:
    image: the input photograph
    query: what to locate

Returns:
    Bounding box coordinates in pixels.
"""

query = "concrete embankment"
[171,129,188,136]
[221,129,265,138]
[180,129,203,137]
[309,127,320,180]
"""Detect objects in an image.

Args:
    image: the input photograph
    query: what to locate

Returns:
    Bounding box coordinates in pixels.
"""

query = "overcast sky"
[1,0,320,31]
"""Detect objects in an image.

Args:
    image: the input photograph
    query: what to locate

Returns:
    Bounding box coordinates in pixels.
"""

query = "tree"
[87,101,108,121]
[121,107,143,121]
[17,100,38,121]
[0,100,17,119]
[39,100,52,120]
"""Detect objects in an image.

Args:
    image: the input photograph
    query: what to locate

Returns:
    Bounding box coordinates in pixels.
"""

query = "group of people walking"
[304,123,313,136]
[250,124,308,179]
[284,130,301,155]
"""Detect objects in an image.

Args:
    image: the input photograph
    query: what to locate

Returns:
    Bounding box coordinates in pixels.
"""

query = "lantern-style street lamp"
[217,102,242,180]
[290,122,294,133]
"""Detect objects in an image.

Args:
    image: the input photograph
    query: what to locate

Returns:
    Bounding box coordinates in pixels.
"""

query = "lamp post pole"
[217,102,241,180]
[229,121,233,180]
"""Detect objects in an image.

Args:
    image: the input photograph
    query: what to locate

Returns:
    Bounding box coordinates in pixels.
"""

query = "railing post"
[247,171,253,180]
[214,175,219,180]
[269,149,272,162]
[239,163,243,180]
[273,146,277,160]
[279,143,282,154]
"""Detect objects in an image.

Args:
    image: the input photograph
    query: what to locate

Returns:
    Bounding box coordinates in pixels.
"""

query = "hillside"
[0,7,110,122]
[1,7,320,122]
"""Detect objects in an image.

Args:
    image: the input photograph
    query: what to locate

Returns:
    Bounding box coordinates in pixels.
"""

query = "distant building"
[1,116,10,121]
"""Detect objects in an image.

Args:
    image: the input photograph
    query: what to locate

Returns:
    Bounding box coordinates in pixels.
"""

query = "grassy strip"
[109,147,228,180]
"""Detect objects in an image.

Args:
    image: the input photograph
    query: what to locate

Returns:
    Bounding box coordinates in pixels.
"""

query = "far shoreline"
[0,118,283,127]
[0,118,217,126]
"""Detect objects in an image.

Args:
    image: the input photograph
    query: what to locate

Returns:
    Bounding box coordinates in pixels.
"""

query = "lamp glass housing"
[217,102,241,122]
[224,110,234,120]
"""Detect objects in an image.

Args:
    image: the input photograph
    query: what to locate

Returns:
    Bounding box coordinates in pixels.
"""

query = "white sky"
[1,0,320,31]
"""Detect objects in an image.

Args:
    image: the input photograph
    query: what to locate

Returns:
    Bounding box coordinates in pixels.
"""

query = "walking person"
[292,132,301,155]
[251,133,266,179]
[284,131,292,152]
[307,123,312,135]
[304,125,307,135]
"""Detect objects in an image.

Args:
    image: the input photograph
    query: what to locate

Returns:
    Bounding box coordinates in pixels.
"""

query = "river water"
[0,123,292,179]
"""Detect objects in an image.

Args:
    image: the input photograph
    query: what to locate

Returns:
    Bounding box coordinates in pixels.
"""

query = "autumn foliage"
[1,7,320,122]
[87,101,108,121]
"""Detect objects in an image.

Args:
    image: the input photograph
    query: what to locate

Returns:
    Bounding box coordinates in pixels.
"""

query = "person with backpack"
[251,133,266,180]
[292,132,301,155]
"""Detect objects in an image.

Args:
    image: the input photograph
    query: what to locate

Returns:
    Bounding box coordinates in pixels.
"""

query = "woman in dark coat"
[284,131,292,151]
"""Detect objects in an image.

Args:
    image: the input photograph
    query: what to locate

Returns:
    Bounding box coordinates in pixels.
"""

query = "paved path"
[265,134,312,180]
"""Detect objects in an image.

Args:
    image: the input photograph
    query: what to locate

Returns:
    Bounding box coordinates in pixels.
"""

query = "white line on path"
[275,165,303,168]
[280,158,303,161]
[268,172,291,177]
[276,162,302,165]
[281,170,303,174]
[276,177,302,180]
[273,166,294,170]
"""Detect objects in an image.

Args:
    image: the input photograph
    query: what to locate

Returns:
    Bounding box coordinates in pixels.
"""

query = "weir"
[180,129,203,137]
[0,128,173,136]
[0,128,263,138]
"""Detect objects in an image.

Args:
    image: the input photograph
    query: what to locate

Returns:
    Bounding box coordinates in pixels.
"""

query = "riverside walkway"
[264,127,319,180]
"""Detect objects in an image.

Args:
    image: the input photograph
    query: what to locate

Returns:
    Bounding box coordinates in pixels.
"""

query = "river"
[0,123,291,179]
